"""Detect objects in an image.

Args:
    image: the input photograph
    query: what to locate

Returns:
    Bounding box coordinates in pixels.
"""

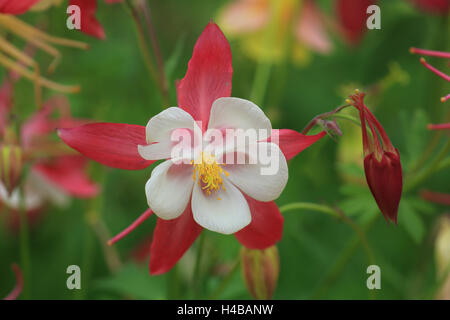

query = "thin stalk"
[192,232,205,298]
[18,186,31,300]
[310,213,379,299]
[301,105,350,134]
[330,113,362,127]
[250,61,272,107]
[138,0,169,104]
[90,215,122,273]
[279,202,340,218]
[249,0,278,106]
[123,0,168,107]
[281,203,376,299]
[409,129,444,174]
[74,222,94,300]
[166,265,180,299]
[88,166,122,274]
[280,202,374,267]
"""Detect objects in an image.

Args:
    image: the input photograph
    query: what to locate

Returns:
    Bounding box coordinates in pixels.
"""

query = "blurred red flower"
[58,23,326,275]
[0,75,98,224]
[0,0,41,14]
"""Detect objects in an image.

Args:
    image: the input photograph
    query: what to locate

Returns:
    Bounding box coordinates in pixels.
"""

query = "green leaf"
[400,109,430,170]
[398,199,425,244]
[93,264,167,299]
[164,34,186,82]
[408,197,436,215]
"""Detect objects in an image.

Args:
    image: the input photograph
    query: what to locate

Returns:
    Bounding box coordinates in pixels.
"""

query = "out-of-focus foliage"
[0,0,449,299]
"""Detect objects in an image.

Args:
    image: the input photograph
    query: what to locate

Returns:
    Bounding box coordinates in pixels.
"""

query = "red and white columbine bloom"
[138,98,288,234]
[58,23,326,274]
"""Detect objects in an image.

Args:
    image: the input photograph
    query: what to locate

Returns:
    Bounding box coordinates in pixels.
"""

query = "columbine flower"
[217,0,332,64]
[58,23,326,274]
[0,75,98,220]
[347,90,403,223]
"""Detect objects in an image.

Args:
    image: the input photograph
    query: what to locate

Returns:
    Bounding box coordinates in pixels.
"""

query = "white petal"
[207,97,272,140]
[138,141,173,161]
[139,107,201,161]
[192,178,251,234]
[145,159,194,220]
[225,142,288,201]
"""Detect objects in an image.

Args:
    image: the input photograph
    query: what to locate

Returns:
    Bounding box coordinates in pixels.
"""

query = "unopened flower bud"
[364,150,402,223]
[240,246,279,300]
[0,145,23,195]
[347,91,403,223]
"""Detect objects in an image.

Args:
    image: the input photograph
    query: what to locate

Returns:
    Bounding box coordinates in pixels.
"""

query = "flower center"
[192,152,229,198]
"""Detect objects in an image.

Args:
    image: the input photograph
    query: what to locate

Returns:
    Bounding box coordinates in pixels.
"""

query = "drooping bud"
[240,246,279,300]
[347,91,403,223]
[0,144,23,195]
[435,215,450,299]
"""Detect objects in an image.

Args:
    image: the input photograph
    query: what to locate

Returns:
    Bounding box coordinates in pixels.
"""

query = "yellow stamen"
[192,152,228,196]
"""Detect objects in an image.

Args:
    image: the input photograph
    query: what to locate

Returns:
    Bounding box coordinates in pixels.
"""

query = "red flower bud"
[240,246,279,300]
[347,91,403,223]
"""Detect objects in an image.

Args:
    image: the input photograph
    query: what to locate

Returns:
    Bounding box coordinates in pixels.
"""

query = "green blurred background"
[0,0,449,299]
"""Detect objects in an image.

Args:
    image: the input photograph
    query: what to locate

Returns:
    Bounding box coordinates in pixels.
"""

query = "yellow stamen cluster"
[192,152,229,199]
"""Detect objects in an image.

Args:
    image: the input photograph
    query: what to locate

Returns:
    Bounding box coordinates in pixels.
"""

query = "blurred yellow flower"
[217,0,332,65]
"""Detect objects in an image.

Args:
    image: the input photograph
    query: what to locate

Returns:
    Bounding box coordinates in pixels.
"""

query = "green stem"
[279,202,340,218]
[409,129,444,174]
[281,202,376,299]
[301,105,351,135]
[330,113,361,127]
[209,258,240,300]
[192,232,205,298]
[250,61,272,107]
[18,186,31,300]
[310,213,378,299]
[74,221,94,300]
[137,0,169,103]
[167,265,180,299]
[123,0,168,107]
